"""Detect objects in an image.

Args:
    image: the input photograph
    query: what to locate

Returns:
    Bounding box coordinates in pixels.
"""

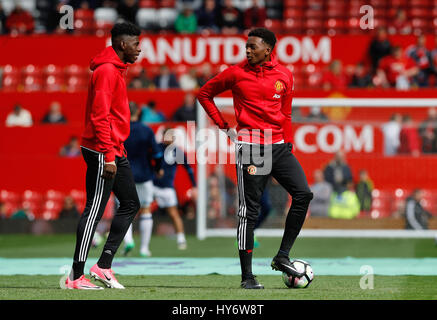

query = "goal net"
[196,97,437,239]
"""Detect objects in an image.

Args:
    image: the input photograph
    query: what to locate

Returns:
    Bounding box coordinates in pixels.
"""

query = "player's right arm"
[91,64,117,179]
[197,66,236,130]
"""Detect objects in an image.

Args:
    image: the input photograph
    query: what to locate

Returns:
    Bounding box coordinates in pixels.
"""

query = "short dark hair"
[248,28,277,49]
[111,22,141,41]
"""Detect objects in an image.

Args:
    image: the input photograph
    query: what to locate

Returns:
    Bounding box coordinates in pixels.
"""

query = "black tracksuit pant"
[72,147,140,275]
[235,143,313,252]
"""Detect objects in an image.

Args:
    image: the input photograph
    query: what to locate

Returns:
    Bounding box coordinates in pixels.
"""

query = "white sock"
[177,232,186,244]
[124,224,134,245]
[140,213,153,252]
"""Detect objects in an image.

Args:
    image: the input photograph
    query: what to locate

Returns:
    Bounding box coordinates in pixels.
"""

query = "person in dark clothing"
[405,189,432,230]
[172,92,197,122]
[368,27,392,74]
[323,150,353,194]
[59,196,80,219]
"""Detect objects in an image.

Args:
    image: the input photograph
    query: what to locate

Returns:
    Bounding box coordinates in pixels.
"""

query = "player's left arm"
[280,72,294,145]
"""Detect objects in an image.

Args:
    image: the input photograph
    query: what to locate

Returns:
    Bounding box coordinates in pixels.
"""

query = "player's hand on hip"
[102,161,117,180]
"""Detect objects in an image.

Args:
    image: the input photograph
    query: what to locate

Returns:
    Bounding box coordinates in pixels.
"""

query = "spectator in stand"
[349,62,372,88]
[196,62,215,87]
[172,92,197,122]
[355,169,373,215]
[431,35,437,86]
[0,202,6,219]
[322,59,348,91]
[37,0,62,33]
[405,35,433,88]
[196,0,220,34]
[388,8,412,35]
[5,104,33,127]
[398,115,421,157]
[323,150,353,194]
[129,70,154,89]
[153,65,179,89]
[140,100,166,123]
[117,0,139,24]
[5,4,35,35]
[243,0,267,31]
[175,5,198,34]
[217,0,243,35]
[59,136,81,158]
[59,196,80,219]
[309,169,332,217]
[405,189,432,230]
[306,106,328,122]
[377,46,419,90]
[328,181,361,219]
[179,67,199,90]
[382,113,402,156]
[418,107,437,154]
[368,27,392,74]
[41,101,68,124]
[0,3,8,34]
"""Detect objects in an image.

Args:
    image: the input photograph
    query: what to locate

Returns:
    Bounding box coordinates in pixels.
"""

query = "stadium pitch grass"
[1,234,437,300]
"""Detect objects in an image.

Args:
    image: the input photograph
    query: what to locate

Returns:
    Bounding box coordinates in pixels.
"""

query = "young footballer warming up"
[66,22,142,290]
[198,28,313,289]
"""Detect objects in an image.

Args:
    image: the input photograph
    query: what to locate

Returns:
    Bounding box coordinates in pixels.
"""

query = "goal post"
[196,97,437,240]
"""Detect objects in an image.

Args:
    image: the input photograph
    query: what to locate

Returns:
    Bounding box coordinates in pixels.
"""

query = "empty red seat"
[44,64,63,76]
[22,64,42,77]
[74,19,95,35]
[411,18,430,33]
[284,8,303,19]
[282,18,303,34]
[66,76,89,92]
[1,74,20,91]
[325,18,346,34]
[159,0,175,8]
[45,74,65,92]
[284,0,304,7]
[369,0,387,8]
[304,19,324,35]
[410,0,431,7]
[409,8,431,18]
[305,9,324,19]
[326,8,346,18]
[139,0,158,8]
[95,21,114,37]
[264,19,282,34]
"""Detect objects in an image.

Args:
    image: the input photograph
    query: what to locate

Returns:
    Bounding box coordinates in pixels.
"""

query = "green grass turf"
[1,275,437,300]
[1,234,437,258]
[1,234,437,300]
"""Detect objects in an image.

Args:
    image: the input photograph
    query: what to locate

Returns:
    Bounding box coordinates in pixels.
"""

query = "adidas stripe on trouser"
[73,147,140,265]
[235,143,313,251]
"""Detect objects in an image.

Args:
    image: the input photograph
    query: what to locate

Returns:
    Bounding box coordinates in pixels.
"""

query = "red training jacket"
[197,54,294,144]
[81,46,130,162]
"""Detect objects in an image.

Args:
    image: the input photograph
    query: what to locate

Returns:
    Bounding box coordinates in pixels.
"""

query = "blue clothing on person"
[153,143,196,189]
[124,121,163,183]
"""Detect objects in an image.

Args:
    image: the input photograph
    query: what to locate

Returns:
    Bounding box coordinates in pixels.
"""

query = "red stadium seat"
[307,0,323,10]
[0,190,21,203]
[264,19,282,34]
[42,199,63,220]
[305,9,324,20]
[66,75,89,92]
[74,18,95,35]
[23,75,43,92]
[95,21,114,37]
[369,0,387,8]
[22,64,42,77]
[389,0,408,8]
[45,190,65,201]
[284,8,303,19]
[282,18,303,34]
[70,189,86,213]
[2,74,20,91]
[43,64,63,77]
[325,18,346,35]
[139,0,158,8]
[410,0,432,7]
[284,0,305,8]
[45,74,65,92]
[411,18,430,34]
[409,8,430,18]
[65,64,87,77]
[326,8,346,18]
[304,19,324,35]
[127,63,144,82]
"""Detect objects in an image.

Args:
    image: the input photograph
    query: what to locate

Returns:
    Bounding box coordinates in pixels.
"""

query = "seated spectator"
[349,63,372,88]
[58,196,80,219]
[172,92,197,122]
[0,4,8,34]
[418,107,437,154]
[328,181,361,219]
[140,100,166,123]
[175,5,198,34]
[381,113,402,156]
[398,115,421,157]
[243,0,267,30]
[405,35,433,88]
[309,169,332,217]
[5,104,33,127]
[196,62,215,87]
[322,59,348,91]
[117,0,139,24]
[405,189,432,230]
[355,170,373,215]
[323,150,353,194]
[377,46,419,90]
[368,27,392,74]
[217,0,243,35]
[388,8,412,35]
[5,5,34,35]
[41,101,67,124]
[59,136,81,158]
[196,0,220,34]
[179,68,199,90]
[431,34,437,86]
[153,65,179,89]
[37,0,63,34]
[129,70,154,89]
[306,106,328,122]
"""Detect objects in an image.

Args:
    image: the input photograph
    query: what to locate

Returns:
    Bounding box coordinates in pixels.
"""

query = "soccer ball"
[282,259,314,289]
